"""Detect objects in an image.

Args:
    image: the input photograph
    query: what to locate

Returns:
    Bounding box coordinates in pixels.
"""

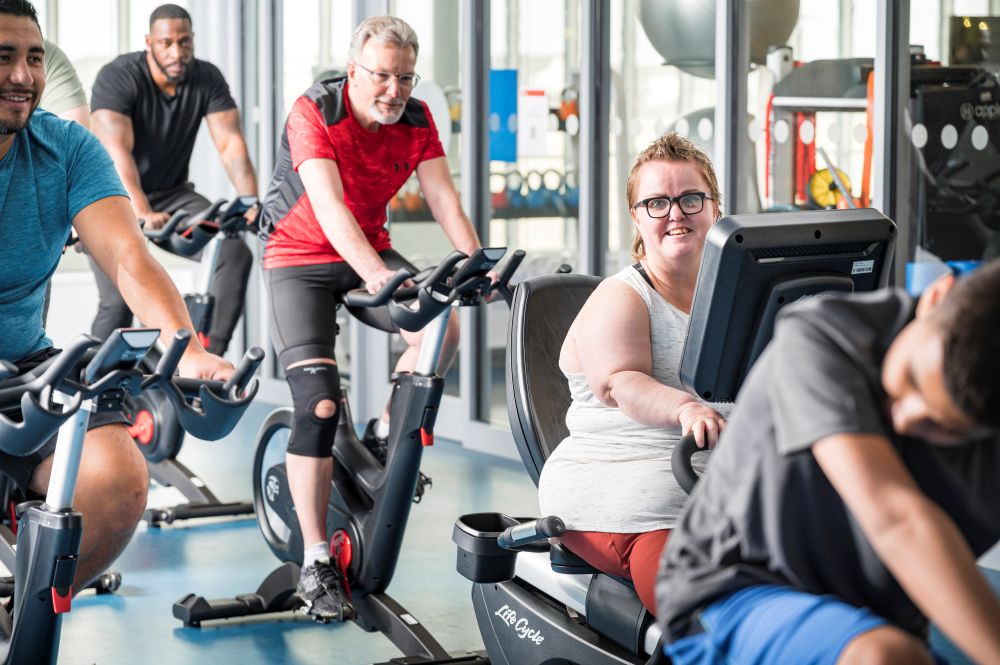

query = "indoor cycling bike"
[0,327,262,665]
[128,196,260,527]
[174,247,523,665]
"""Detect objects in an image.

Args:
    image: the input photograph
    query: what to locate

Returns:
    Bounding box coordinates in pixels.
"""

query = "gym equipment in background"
[130,196,260,527]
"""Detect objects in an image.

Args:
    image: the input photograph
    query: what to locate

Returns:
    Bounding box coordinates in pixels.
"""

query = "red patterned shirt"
[260,77,444,269]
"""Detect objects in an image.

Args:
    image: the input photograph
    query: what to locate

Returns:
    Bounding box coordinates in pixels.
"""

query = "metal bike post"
[44,392,93,511]
[197,235,225,294]
[414,307,452,377]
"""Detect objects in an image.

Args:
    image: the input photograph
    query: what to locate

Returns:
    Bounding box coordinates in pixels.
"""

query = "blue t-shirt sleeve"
[64,123,128,221]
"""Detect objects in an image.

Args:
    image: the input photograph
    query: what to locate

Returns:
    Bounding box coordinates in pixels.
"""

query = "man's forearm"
[315,200,388,280]
[873,500,1000,663]
[439,210,481,256]
[114,249,199,348]
[106,147,152,214]
[222,145,258,196]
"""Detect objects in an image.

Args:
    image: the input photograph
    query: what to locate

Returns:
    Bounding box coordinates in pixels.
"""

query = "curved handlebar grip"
[556,264,573,274]
[156,329,192,378]
[141,209,188,241]
[38,335,99,390]
[342,269,414,308]
[489,249,526,305]
[672,433,702,495]
[498,515,565,550]
[222,347,265,396]
[496,249,525,284]
[392,285,420,302]
[424,251,467,290]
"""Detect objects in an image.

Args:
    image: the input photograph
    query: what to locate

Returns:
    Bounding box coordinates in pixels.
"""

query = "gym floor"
[55,399,540,665]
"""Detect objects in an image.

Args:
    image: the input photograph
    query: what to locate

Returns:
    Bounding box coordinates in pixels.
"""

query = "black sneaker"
[295,559,354,623]
[362,418,388,465]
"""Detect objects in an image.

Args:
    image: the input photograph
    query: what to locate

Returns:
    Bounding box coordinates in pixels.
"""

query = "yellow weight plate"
[808,168,852,208]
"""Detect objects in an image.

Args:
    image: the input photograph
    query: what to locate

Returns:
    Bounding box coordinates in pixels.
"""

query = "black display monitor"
[680,208,897,402]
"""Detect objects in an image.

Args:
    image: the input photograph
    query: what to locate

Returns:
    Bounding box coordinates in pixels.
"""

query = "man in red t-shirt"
[258,15,485,622]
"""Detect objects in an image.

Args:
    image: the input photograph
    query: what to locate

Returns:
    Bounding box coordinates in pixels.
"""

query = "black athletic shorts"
[264,249,418,369]
[0,347,130,495]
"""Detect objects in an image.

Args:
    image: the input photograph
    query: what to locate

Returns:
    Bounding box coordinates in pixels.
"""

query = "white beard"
[369,98,405,125]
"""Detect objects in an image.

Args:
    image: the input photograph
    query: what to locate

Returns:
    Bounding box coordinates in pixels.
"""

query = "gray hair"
[348,15,419,63]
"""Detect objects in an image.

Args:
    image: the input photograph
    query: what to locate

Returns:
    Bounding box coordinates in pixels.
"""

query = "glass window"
[54,0,118,95]
[385,1,465,398]
[478,0,582,425]
[607,0,721,272]
[281,0,353,116]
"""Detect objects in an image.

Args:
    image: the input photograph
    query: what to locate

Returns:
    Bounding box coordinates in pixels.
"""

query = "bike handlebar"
[341,248,524,332]
[141,196,259,258]
[671,433,701,495]
[0,329,264,457]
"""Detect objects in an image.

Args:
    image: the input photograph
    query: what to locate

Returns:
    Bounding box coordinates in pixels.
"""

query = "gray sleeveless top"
[537,265,729,532]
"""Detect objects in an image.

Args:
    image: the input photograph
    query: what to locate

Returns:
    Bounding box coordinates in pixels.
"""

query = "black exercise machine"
[0,328,262,665]
[129,196,260,527]
[453,208,897,665]
[173,248,523,664]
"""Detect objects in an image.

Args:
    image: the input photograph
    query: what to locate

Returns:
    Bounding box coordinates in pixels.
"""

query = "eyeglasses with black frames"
[632,192,713,218]
[353,61,420,90]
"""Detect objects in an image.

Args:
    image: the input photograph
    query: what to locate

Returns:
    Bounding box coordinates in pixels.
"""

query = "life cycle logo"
[961,103,974,121]
[493,604,545,645]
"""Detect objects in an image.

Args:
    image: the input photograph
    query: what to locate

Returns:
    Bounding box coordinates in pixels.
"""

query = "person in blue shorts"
[658,261,1000,664]
[0,0,233,592]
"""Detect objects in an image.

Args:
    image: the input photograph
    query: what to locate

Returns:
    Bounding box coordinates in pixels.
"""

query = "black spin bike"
[128,196,260,527]
[0,327,262,665]
[174,247,523,665]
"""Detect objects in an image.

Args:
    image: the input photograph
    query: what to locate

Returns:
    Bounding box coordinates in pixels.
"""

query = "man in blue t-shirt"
[0,0,234,592]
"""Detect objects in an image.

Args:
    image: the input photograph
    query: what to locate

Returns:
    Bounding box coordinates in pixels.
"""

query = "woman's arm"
[564,279,724,445]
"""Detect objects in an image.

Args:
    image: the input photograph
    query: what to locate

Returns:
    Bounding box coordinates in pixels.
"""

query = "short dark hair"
[150,4,191,29]
[0,0,40,27]
[936,259,1000,428]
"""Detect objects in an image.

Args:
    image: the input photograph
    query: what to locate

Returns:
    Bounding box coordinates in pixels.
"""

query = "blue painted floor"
[49,400,1000,664]
[56,401,539,665]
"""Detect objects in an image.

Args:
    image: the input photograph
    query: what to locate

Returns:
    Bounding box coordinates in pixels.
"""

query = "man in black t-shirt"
[89,3,257,356]
[659,262,1000,664]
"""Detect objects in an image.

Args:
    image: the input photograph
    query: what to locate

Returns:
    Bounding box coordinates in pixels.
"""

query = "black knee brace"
[286,363,342,458]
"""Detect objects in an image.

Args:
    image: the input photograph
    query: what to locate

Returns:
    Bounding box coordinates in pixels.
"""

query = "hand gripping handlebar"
[0,330,265,456]
[342,248,525,332]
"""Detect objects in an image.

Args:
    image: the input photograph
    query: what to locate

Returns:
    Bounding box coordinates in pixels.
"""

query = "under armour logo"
[303,366,328,374]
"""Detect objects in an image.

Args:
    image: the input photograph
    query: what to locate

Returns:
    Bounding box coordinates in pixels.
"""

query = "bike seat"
[550,543,601,575]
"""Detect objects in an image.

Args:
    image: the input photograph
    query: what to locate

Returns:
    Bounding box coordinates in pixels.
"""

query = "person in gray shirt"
[658,262,1000,664]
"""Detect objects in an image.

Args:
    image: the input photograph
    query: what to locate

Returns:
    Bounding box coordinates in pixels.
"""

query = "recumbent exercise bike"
[452,208,896,665]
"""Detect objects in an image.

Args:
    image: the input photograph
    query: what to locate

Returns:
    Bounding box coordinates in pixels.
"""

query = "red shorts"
[560,529,670,615]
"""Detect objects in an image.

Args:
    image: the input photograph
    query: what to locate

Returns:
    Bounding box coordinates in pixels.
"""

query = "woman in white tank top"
[537,133,729,616]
